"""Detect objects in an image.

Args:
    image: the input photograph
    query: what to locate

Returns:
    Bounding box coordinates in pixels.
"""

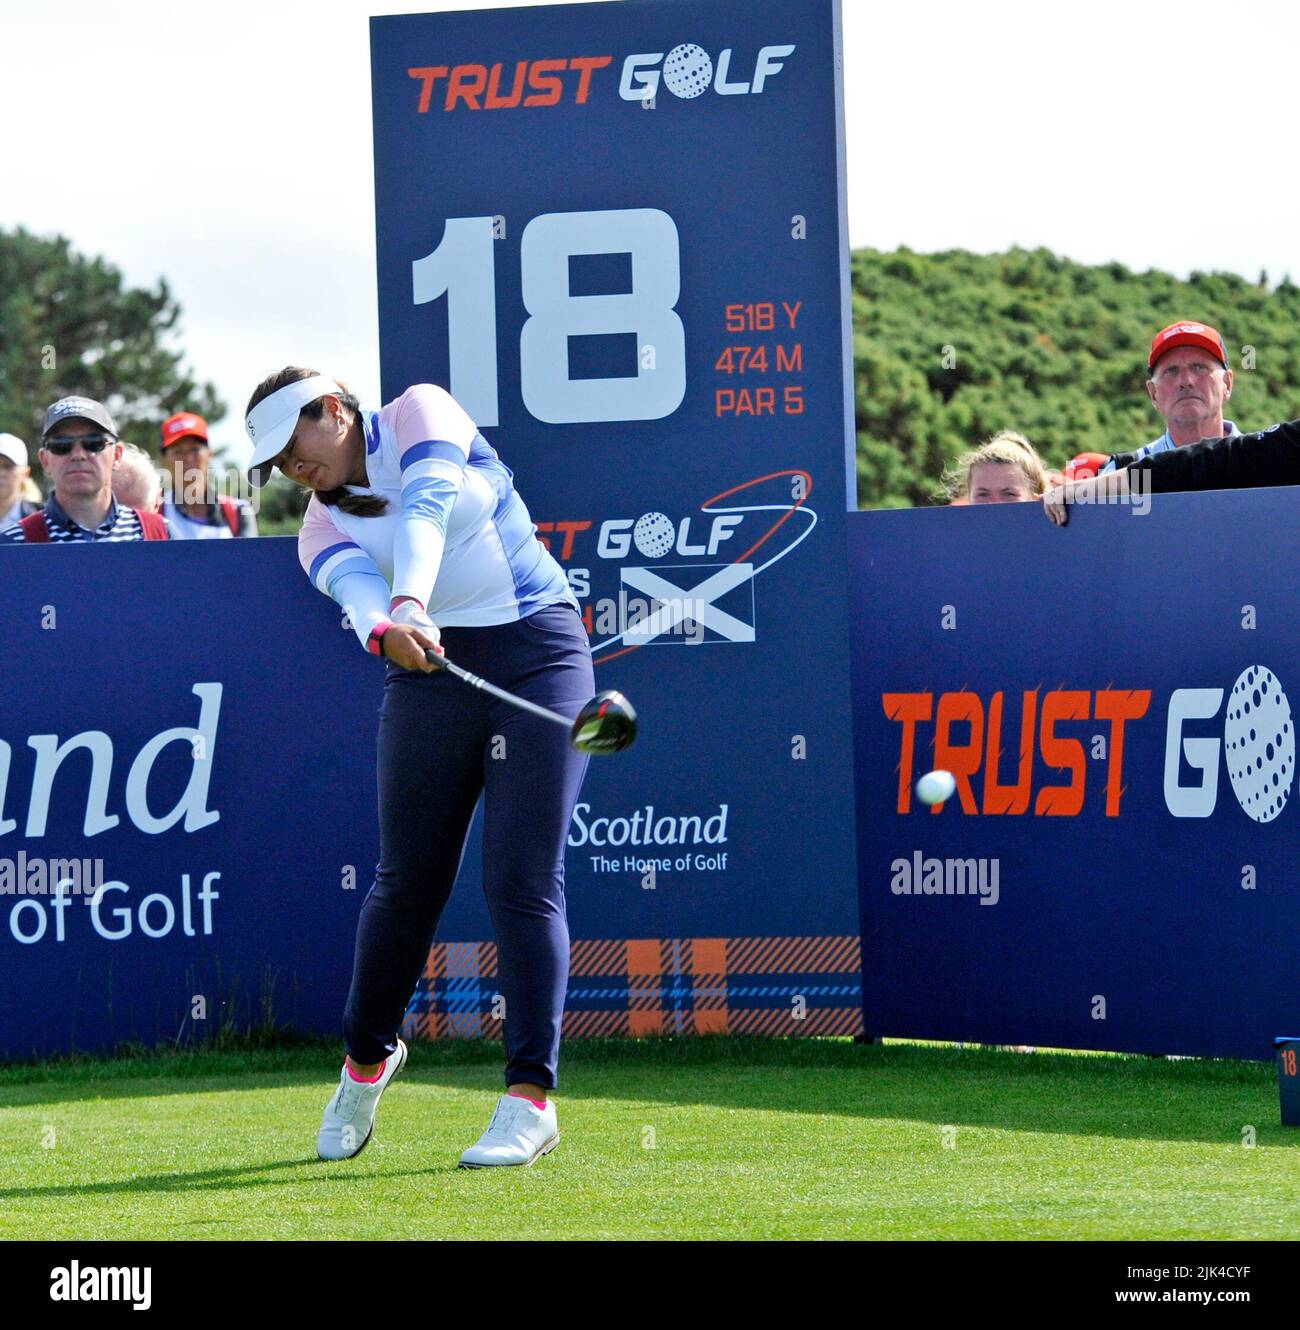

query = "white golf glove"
[391,600,442,649]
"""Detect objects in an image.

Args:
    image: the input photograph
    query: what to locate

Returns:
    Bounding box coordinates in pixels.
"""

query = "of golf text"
[7,872,220,945]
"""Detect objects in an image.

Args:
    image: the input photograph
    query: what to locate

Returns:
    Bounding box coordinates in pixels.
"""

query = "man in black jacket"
[1045,420,1300,525]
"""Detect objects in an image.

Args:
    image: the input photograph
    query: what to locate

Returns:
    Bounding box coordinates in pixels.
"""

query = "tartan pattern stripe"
[402,935,863,1040]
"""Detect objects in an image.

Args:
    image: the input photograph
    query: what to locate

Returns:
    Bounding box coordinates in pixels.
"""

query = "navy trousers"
[343,602,594,1088]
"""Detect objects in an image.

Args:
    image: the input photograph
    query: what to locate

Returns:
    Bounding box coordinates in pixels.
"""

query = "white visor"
[244,375,344,488]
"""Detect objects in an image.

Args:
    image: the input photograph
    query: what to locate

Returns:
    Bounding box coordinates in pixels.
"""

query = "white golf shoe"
[317,1039,408,1161]
[458,1094,559,1168]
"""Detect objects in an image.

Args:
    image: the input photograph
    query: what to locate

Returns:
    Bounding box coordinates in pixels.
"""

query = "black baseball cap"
[42,396,118,440]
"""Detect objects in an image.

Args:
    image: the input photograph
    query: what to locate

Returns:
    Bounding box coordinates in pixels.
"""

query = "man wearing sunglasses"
[0,396,170,544]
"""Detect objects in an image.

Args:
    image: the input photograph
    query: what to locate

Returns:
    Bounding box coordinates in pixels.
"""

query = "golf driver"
[425,648,637,754]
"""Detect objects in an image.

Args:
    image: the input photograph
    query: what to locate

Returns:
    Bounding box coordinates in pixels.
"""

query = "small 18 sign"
[1276,1038,1300,1126]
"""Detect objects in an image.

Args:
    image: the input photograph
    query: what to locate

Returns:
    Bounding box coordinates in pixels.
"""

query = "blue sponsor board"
[0,540,378,1058]
[369,0,861,989]
[0,528,859,1057]
[848,491,1300,1060]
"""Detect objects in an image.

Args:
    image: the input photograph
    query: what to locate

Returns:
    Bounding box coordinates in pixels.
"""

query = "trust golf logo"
[407,57,615,112]
[1165,665,1294,821]
[619,43,796,101]
[538,471,818,659]
[50,1261,151,1310]
[882,666,1295,824]
[882,686,1151,818]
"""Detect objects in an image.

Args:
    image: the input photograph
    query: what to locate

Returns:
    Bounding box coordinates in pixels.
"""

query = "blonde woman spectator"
[112,442,164,513]
[943,431,1049,505]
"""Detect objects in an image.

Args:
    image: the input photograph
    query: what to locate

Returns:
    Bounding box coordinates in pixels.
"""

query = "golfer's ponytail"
[245,367,389,517]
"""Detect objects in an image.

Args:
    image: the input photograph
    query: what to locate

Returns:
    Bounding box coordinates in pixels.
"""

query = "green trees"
[9,228,1297,520]
[250,476,310,535]
[852,245,1300,508]
[0,227,223,458]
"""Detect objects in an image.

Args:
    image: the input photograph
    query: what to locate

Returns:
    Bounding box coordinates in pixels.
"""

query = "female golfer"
[244,368,593,1168]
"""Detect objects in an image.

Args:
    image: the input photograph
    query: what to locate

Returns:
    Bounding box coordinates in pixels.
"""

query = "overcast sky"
[3,0,1297,463]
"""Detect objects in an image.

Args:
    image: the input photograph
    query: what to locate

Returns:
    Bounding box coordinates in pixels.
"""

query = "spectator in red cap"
[1093,321,1238,475]
[160,411,258,539]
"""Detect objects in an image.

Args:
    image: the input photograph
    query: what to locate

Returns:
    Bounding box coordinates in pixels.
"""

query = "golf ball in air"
[916,769,957,806]
[1223,665,1294,824]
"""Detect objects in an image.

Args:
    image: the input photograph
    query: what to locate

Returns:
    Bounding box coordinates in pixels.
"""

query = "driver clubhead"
[570,690,638,755]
